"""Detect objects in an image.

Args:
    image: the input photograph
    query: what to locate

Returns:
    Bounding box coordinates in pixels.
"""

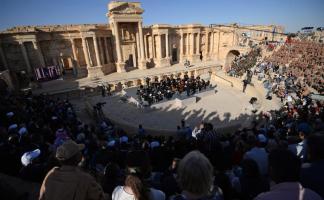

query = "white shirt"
[191,127,201,138]
[288,140,307,161]
[112,186,165,200]
[244,147,268,176]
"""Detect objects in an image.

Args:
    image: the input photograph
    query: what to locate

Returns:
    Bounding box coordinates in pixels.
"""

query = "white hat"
[18,127,28,135]
[150,141,160,149]
[8,124,18,130]
[21,149,41,166]
[51,116,58,120]
[107,140,116,147]
[6,112,14,117]
[258,134,267,143]
[120,136,128,143]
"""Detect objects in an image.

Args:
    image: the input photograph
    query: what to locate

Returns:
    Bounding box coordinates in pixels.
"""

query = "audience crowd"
[227,47,262,78]
[264,39,324,93]
[0,38,323,200]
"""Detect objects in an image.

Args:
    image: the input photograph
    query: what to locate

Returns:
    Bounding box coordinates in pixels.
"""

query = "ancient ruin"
[0,1,284,90]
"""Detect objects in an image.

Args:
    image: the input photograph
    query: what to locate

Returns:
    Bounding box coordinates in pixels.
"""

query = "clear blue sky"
[1,0,323,32]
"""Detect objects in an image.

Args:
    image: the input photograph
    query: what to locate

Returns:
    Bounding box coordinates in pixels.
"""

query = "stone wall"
[0,1,284,88]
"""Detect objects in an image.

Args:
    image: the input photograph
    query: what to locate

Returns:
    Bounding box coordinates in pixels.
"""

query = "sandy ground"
[74,77,281,134]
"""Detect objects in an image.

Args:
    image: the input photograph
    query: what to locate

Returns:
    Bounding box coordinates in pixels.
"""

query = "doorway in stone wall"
[172,48,177,62]
[125,54,134,71]
[224,50,240,72]
[61,57,73,77]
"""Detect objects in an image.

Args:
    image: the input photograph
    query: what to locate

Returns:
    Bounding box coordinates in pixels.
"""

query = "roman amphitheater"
[0,1,286,134]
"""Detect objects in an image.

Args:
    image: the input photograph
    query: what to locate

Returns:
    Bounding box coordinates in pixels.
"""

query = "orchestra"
[136,74,211,105]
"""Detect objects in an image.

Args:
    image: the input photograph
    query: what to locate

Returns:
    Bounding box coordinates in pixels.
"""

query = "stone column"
[138,21,146,69]
[158,34,163,59]
[70,39,79,66]
[81,37,91,68]
[138,21,145,60]
[19,41,32,75]
[197,32,201,54]
[32,40,46,67]
[180,31,183,62]
[152,34,156,58]
[136,31,141,61]
[104,37,110,63]
[143,35,148,58]
[93,36,102,66]
[206,31,209,55]
[190,32,194,55]
[210,31,215,54]
[98,37,105,64]
[114,22,123,63]
[165,33,169,58]
[0,41,8,69]
[132,44,137,67]
[113,22,125,72]
[186,33,189,55]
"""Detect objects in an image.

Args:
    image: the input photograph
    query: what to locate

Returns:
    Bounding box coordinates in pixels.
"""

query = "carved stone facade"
[0,1,285,87]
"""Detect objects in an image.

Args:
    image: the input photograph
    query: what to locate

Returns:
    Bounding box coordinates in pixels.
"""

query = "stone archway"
[224,50,240,72]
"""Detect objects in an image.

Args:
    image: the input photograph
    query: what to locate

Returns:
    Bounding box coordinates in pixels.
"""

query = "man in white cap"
[39,140,105,200]
[20,149,45,182]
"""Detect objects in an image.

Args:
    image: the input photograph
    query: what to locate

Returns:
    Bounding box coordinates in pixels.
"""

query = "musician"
[184,59,191,67]
[201,79,206,90]
[136,73,211,105]
[185,81,190,96]
[145,77,151,87]
[184,74,189,81]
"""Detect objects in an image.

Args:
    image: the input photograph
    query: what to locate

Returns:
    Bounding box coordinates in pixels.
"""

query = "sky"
[0,0,323,33]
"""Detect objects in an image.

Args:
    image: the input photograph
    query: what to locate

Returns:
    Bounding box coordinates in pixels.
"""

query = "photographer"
[40,140,105,200]
[93,102,106,120]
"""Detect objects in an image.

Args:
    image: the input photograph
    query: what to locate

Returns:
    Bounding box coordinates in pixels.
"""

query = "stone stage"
[33,60,221,96]
[123,86,217,109]
[77,74,281,136]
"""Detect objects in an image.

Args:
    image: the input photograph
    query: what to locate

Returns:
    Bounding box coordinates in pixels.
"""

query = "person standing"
[254,149,321,200]
[170,151,223,200]
[138,124,146,136]
[39,140,105,200]
[101,85,106,97]
[300,134,324,198]
[243,79,248,93]
[112,151,165,200]
[243,134,268,176]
